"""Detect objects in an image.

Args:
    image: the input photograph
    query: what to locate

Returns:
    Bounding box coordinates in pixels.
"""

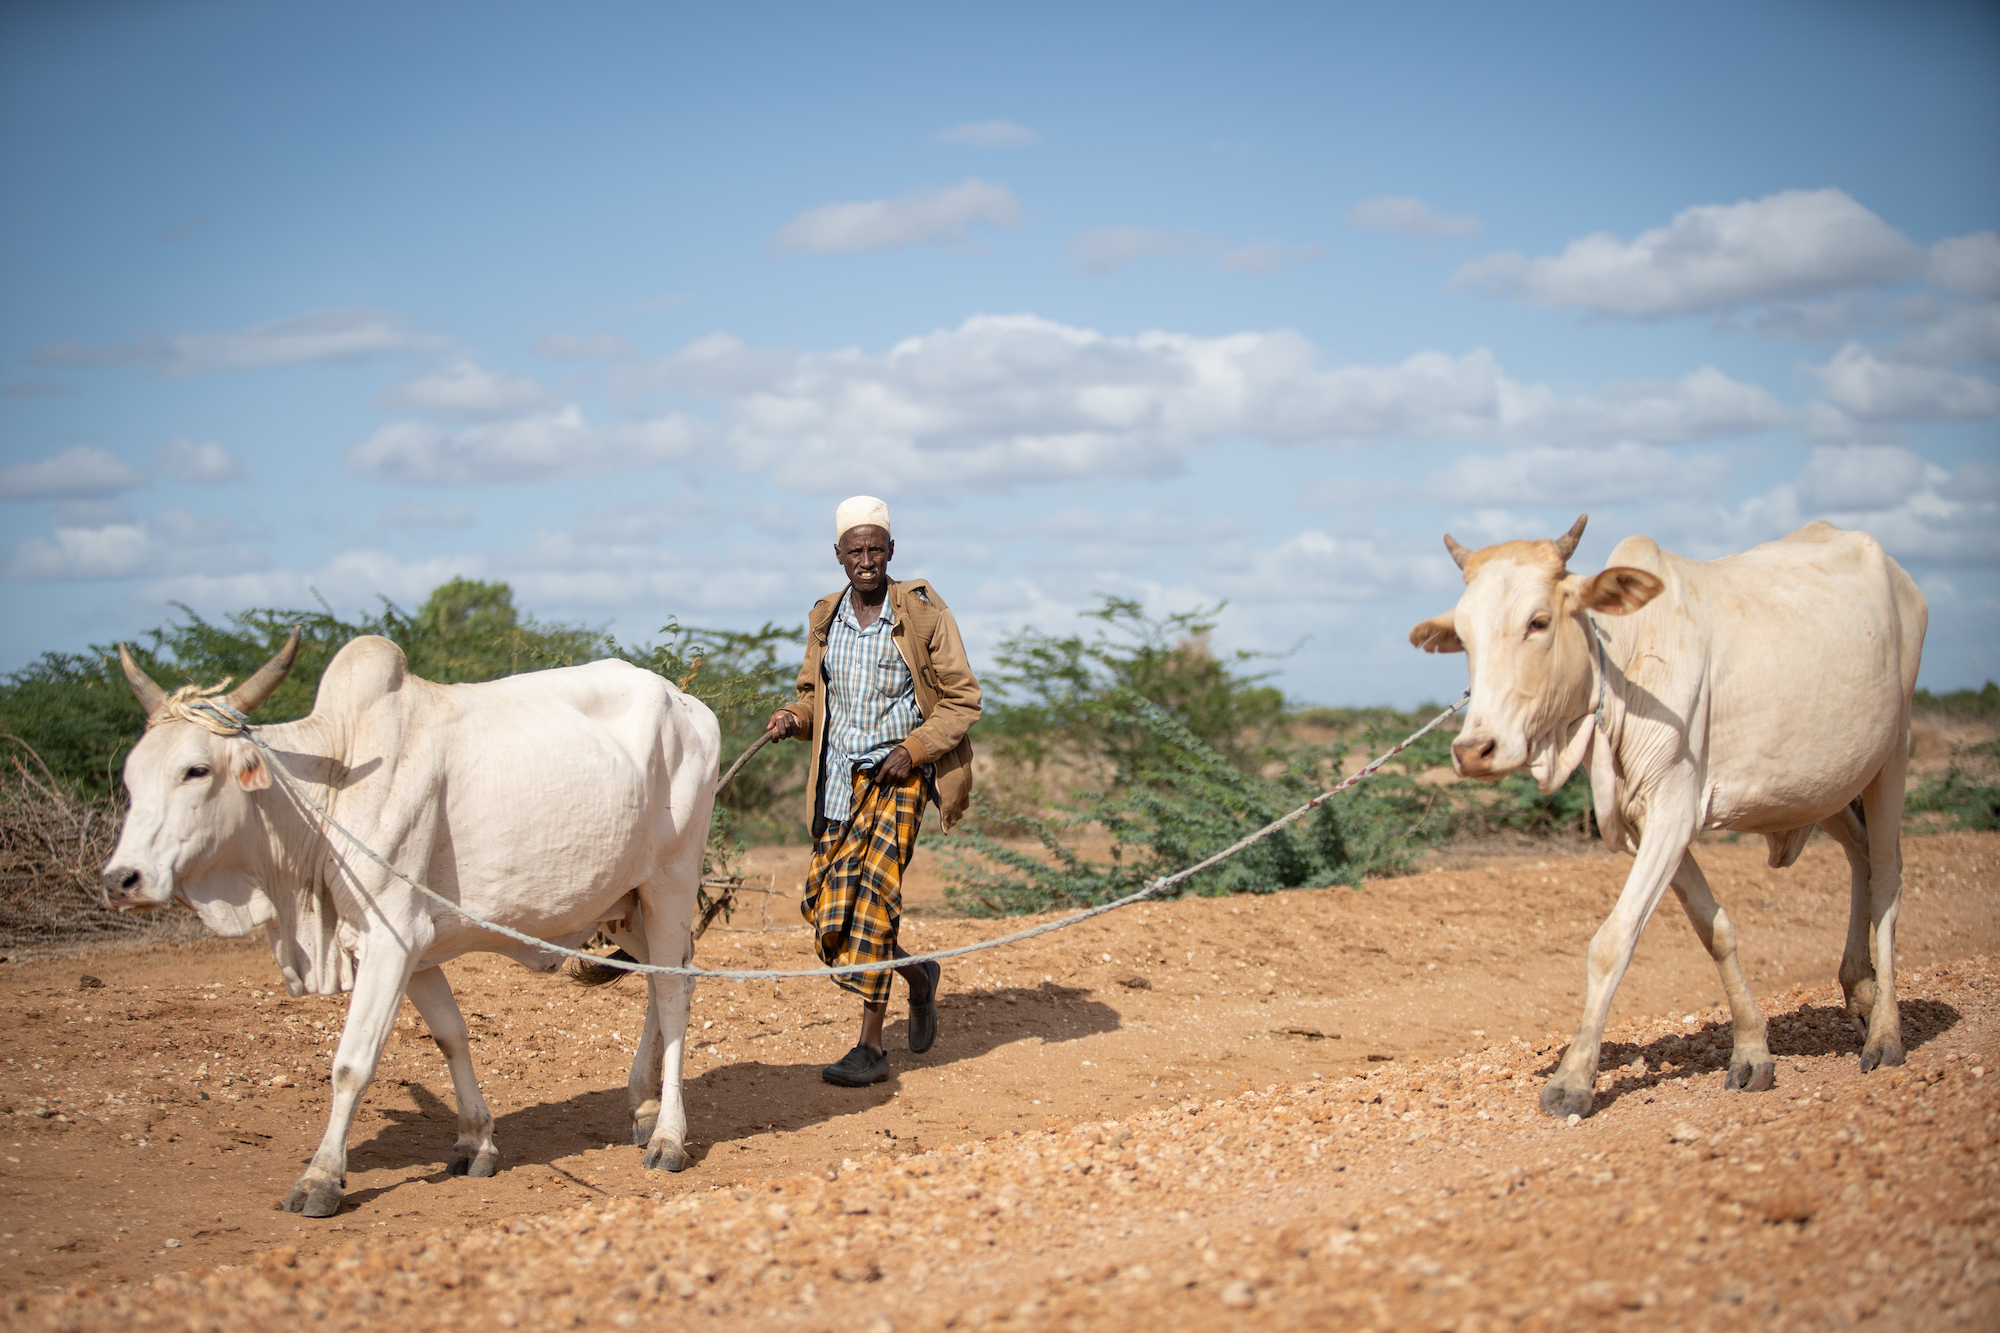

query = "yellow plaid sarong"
[800,769,925,1006]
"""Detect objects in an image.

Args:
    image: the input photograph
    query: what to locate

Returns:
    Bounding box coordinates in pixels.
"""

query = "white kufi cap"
[835,495,891,538]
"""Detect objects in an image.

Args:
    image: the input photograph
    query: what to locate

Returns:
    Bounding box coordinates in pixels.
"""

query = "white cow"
[1410,517,1925,1117]
[102,632,720,1215]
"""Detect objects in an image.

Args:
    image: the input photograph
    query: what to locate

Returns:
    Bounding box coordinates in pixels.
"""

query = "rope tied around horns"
[146,682,244,733]
[166,690,1470,982]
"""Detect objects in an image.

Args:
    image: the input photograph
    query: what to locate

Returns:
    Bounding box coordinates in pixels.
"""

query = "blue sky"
[3,1,1996,705]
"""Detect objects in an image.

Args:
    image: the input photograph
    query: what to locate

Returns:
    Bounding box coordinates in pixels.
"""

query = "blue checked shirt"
[819,590,926,823]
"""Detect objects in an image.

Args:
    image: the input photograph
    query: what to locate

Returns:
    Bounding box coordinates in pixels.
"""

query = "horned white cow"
[1410,517,1925,1118]
[101,632,720,1216]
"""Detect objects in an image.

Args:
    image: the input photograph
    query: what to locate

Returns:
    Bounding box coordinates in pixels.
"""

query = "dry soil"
[2,831,1996,1331]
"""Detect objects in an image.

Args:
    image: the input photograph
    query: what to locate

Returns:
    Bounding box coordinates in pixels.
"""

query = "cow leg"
[404,966,499,1177]
[1821,804,1878,1029]
[284,943,416,1217]
[1856,764,1908,1072]
[628,996,665,1148]
[637,889,698,1172]
[1668,851,1774,1093]
[608,912,668,1148]
[1540,833,1686,1118]
[639,968,695,1171]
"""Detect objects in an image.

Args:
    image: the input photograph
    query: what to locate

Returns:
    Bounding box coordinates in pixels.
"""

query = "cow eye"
[184,765,211,781]
[1528,614,1552,634]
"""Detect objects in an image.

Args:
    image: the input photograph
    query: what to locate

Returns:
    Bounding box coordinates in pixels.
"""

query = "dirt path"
[2,832,1996,1329]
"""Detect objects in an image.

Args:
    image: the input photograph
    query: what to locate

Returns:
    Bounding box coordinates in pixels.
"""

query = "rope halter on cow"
[145,681,243,733]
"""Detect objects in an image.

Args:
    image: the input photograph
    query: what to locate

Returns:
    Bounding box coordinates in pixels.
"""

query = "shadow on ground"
[1531,998,1962,1116]
[333,980,1122,1189]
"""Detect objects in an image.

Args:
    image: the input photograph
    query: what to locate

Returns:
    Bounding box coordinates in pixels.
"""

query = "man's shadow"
[1533,997,1962,1115]
[338,978,1121,1197]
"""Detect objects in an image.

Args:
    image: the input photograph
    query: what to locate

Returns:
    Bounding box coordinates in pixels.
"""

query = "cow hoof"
[642,1140,688,1173]
[1726,1058,1776,1092]
[632,1115,657,1148]
[1860,1041,1905,1073]
[282,1179,343,1218]
[447,1154,470,1177]
[1538,1081,1593,1119]
[468,1150,500,1178]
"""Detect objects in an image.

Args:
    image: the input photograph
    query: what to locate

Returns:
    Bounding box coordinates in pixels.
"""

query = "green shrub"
[0,580,606,793]
[1906,738,2000,832]
[977,597,1289,774]
[1913,681,2000,717]
[618,619,808,848]
[937,693,1454,916]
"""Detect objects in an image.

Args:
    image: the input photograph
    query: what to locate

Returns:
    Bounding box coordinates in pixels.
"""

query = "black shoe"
[821,1044,889,1087]
[908,960,941,1054]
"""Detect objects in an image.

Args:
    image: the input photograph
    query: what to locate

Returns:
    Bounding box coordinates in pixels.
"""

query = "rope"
[1586,612,1609,731]
[146,682,239,732]
[179,691,1468,982]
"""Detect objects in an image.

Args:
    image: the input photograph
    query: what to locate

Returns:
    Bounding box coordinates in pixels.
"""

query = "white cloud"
[6,509,266,581]
[51,499,135,528]
[1793,445,1939,512]
[1807,344,2000,421]
[32,307,447,376]
[153,437,247,483]
[346,405,702,485]
[1721,296,1879,344]
[533,332,636,361]
[1713,451,2000,569]
[1345,196,1482,238]
[1930,231,2000,300]
[1211,529,1458,607]
[1427,442,1734,507]
[616,332,802,397]
[933,120,1038,148]
[380,502,475,529]
[1072,228,1210,273]
[657,315,1783,493]
[374,360,553,418]
[1453,189,1925,316]
[131,548,477,617]
[0,445,147,501]
[1073,228,1321,275]
[7,524,153,580]
[771,179,1022,255]
[1890,303,2000,366]
[1218,240,1324,273]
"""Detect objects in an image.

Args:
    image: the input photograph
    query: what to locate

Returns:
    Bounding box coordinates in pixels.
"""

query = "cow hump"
[314,636,409,713]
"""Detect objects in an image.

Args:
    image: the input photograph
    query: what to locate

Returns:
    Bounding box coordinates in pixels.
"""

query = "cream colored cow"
[1410,517,1925,1117]
[102,633,720,1215]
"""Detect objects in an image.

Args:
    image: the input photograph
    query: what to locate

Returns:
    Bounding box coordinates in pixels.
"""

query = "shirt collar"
[836,587,894,630]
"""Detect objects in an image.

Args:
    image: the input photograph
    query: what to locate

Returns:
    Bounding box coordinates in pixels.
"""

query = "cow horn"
[1442,533,1471,570]
[116,644,168,718]
[226,627,303,715]
[1553,514,1588,563]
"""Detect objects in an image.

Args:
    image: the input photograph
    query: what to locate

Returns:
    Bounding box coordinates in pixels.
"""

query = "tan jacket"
[780,578,982,831]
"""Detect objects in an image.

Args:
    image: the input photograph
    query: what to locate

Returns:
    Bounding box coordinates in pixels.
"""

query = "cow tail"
[569,948,637,988]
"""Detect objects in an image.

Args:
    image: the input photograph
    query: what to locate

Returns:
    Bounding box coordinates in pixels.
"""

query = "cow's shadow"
[338,979,1121,1193]
[1531,998,1963,1115]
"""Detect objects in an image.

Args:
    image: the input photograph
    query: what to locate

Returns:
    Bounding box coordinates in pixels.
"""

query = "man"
[765,496,982,1087]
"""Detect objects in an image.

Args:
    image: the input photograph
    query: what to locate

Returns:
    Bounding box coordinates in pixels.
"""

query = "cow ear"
[1409,613,1464,654]
[1580,567,1664,616]
[231,740,271,791]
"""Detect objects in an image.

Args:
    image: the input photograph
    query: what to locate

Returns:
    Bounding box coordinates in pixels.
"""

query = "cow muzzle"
[101,864,170,911]
[1451,734,1506,781]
